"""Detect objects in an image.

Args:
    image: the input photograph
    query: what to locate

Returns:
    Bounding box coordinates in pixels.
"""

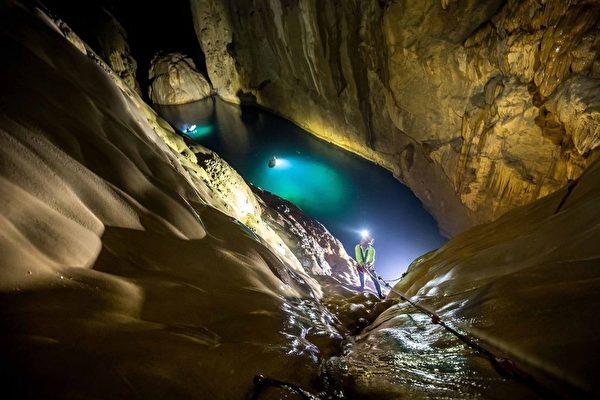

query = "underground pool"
[157,97,447,279]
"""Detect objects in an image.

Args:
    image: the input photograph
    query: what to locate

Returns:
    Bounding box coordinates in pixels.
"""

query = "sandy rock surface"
[0,4,352,398]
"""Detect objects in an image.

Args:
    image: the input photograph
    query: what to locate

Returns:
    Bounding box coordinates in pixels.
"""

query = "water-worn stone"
[254,189,358,284]
[148,52,212,105]
[342,157,600,398]
[192,0,600,236]
[0,6,344,397]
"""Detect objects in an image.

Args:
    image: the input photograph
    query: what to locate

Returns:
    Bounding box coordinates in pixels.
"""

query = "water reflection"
[156,98,447,278]
[251,155,350,215]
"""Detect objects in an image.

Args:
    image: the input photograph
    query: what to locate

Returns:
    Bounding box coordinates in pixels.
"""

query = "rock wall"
[149,52,212,105]
[191,0,600,236]
[255,188,359,284]
[3,2,599,398]
[93,9,142,94]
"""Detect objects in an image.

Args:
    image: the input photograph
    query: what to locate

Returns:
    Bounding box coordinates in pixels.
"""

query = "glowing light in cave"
[181,123,214,140]
[272,157,290,169]
[251,155,348,216]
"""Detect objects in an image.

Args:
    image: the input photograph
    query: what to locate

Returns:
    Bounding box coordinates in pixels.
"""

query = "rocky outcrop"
[254,188,358,284]
[4,2,600,399]
[191,0,600,236]
[93,9,141,94]
[148,52,212,105]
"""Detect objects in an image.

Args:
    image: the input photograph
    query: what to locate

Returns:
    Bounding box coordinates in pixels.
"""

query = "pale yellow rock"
[192,0,600,235]
[3,3,599,399]
[0,5,358,398]
[148,52,212,105]
[546,75,600,156]
[94,10,141,95]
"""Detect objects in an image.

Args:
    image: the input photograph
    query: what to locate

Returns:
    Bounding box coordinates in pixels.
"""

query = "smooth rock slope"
[334,158,600,398]
[0,3,353,398]
[2,1,599,399]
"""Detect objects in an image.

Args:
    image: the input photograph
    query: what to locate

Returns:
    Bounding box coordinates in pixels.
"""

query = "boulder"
[148,52,212,105]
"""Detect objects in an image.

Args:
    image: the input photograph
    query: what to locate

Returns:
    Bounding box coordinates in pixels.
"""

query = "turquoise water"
[157,98,446,278]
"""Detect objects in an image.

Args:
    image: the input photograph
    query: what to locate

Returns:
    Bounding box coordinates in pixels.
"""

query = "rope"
[365,270,557,398]
[251,271,558,399]
[380,271,407,283]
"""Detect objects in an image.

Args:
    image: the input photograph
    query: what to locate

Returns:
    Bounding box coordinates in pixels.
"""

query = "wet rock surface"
[337,159,600,398]
[0,4,391,398]
[192,0,600,236]
[254,188,358,284]
[0,5,331,398]
[149,52,212,105]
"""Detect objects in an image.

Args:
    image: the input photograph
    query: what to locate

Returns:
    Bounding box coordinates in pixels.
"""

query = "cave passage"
[157,98,447,278]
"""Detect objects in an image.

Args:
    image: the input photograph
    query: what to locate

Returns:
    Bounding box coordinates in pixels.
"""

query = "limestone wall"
[192,0,600,236]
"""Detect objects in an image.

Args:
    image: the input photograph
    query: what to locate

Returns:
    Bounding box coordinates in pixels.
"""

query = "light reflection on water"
[279,299,342,363]
[253,155,350,215]
[156,98,447,278]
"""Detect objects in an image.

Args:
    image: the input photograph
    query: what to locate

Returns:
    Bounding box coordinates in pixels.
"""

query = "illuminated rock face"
[191,0,600,235]
[148,52,212,105]
[2,2,599,398]
[255,189,359,284]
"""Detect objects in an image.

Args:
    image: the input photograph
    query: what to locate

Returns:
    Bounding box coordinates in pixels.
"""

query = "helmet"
[361,235,374,245]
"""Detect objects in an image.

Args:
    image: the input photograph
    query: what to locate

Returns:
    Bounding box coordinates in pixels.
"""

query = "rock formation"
[148,52,212,105]
[0,4,354,397]
[191,0,600,236]
[255,188,358,284]
[93,9,141,94]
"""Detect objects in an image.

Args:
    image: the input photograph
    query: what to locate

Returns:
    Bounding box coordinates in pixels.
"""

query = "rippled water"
[157,98,446,278]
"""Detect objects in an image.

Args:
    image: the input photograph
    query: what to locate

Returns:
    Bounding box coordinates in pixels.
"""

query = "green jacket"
[355,244,375,265]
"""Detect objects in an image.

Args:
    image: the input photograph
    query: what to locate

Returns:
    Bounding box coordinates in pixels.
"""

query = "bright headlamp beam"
[360,229,369,238]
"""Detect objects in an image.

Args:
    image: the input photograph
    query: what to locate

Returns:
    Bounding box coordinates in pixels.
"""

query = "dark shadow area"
[39,0,207,98]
